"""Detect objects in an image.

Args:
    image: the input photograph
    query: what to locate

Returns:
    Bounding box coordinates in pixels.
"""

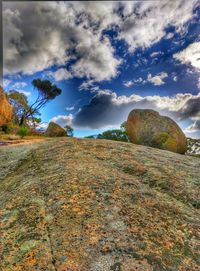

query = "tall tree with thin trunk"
[9,79,62,126]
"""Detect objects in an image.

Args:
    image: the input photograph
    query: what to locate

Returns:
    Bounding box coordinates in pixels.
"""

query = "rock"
[125,109,187,154]
[0,87,13,126]
[0,138,199,270]
[45,122,66,137]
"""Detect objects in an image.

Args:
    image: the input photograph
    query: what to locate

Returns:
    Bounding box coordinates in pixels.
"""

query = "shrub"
[18,126,29,138]
[1,123,12,134]
[1,122,19,134]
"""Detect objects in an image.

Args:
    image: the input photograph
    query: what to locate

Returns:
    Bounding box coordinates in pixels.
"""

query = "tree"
[97,129,129,142]
[9,79,62,126]
[96,122,130,142]
[8,91,30,125]
[64,125,74,137]
[120,121,127,132]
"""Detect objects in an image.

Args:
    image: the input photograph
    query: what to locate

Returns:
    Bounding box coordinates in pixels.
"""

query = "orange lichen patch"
[24,251,37,266]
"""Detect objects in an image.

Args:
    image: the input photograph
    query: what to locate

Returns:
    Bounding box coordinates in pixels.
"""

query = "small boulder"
[0,87,13,126]
[45,122,66,137]
[125,109,187,154]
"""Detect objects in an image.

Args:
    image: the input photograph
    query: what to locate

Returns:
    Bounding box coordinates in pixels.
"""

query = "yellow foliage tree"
[0,87,13,126]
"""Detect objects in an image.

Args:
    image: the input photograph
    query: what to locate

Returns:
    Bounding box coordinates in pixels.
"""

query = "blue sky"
[3,1,200,138]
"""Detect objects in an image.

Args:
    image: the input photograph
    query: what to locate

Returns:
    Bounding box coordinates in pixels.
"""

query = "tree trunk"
[19,115,25,126]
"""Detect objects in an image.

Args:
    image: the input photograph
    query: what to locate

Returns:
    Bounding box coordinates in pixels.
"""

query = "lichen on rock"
[125,109,187,154]
[45,122,66,137]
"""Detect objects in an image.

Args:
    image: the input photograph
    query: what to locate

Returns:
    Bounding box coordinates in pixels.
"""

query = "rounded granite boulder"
[125,109,187,154]
[45,122,66,137]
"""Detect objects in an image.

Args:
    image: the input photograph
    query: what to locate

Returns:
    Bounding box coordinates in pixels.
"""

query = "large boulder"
[45,122,66,137]
[0,87,13,126]
[126,109,187,154]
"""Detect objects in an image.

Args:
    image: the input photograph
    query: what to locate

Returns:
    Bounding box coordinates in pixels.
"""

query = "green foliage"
[153,132,177,152]
[32,79,62,100]
[8,91,30,125]
[18,126,29,138]
[120,121,127,132]
[97,129,129,142]
[1,122,19,134]
[1,123,12,134]
[64,125,74,137]
[85,135,96,139]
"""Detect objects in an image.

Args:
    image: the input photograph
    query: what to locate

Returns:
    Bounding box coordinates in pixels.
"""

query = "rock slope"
[0,138,199,271]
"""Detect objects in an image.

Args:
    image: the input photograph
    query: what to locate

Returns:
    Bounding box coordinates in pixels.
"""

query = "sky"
[2,0,200,138]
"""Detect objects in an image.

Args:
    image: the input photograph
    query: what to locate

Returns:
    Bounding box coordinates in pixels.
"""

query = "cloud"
[12,82,27,88]
[197,78,200,89]
[147,72,168,86]
[123,80,134,87]
[3,2,70,75]
[66,106,75,111]
[3,79,11,88]
[173,42,200,70]
[165,32,174,40]
[185,120,200,132]
[150,51,164,58]
[118,0,198,52]
[124,73,168,88]
[123,77,145,87]
[79,80,95,91]
[51,114,73,127]
[47,68,72,81]
[69,90,200,129]
[3,2,121,82]
[71,35,122,81]
[17,90,31,97]
[4,1,198,80]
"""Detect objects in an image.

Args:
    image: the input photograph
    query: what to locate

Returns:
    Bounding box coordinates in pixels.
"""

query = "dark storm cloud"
[71,91,200,129]
[178,95,200,120]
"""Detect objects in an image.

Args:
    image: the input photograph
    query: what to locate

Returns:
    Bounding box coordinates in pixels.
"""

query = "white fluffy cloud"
[3,2,70,75]
[51,114,74,127]
[147,72,168,86]
[47,68,72,81]
[12,82,27,88]
[72,35,121,81]
[173,42,200,70]
[123,77,145,87]
[123,80,134,87]
[3,1,198,81]
[119,0,198,52]
[3,2,121,81]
